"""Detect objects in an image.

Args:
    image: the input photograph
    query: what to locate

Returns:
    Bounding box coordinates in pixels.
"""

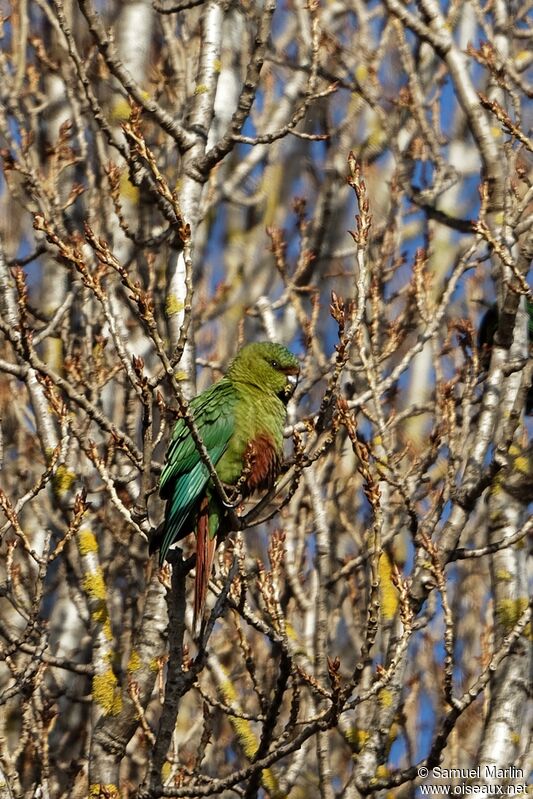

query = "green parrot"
[478,300,533,414]
[151,341,300,628]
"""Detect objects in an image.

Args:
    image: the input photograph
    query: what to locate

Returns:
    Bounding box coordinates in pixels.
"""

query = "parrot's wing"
[157,379,236,560]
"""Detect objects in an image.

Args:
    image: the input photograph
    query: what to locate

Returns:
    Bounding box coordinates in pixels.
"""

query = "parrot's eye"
[270,359,280,369]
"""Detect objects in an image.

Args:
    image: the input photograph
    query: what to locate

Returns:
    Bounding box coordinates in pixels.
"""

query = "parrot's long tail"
[194,497,216,634]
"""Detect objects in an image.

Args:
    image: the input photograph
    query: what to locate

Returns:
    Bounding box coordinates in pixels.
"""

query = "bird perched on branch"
[151,342,300,630]
[478,300,533,414]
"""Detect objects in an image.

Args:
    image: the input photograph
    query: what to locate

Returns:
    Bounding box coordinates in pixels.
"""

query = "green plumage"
[157,378,237,560]
[152,342,299,627]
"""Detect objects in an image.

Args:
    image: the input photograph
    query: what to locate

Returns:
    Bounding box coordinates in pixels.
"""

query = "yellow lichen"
[92,669,122,715]
[285,622,298,640]
[345,727,369,752]
[260,768,282,798]
[119,171,140,203]
[231,718,281,796]
[90,604,108,626]
[194,84,208,95]
[379,551,399,621]
[232,716,258,758]
[515,51,530,66]
[128,649,142,673]
[213,59,222,73]
[512,455,530,475]
[83,570,107,602]
[219,676,237,704]
[103,616,113,641]
[111,91,150,121]
[217,671,282,794]
[378,688,394,708]
[165,293,184,317]
[53,465,76,497]
[89,784,120,799]
[78,528,98,555]
[365,121,387,152]
[355,64,368,83]
[111,97,131,121]
[495,597,529,638]
[495,569,513,582]
[284,623,304,653]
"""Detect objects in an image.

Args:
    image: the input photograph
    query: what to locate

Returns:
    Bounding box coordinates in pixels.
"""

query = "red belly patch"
[241,433,281,494]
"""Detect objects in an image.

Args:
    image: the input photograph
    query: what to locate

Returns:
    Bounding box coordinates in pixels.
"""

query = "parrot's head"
[228,341,300,402]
